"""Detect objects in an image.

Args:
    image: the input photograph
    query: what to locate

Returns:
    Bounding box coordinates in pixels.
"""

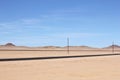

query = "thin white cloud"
[21,19,41,25]
[0,18,51,34]
[0,18,107,38]
[0,8,87,31]
[48,7,88,15]
[45,32,106,39]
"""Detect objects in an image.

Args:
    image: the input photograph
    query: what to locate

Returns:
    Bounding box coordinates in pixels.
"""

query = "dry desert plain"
[0,45,120,80]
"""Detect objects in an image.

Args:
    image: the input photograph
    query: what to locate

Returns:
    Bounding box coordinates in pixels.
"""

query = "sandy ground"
[0,50,118,58]
[0,50,120,80]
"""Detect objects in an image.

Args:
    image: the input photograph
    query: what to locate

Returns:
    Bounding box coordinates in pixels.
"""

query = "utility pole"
[67,37,70,55]
[112,41,115,54]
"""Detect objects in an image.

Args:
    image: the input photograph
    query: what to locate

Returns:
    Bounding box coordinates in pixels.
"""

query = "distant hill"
[42,46,61,48]
[0,43,16,47]
[64,46,98,50]
[4,43,16,47]
[0,43,30,50]
[1,43,120,50]
[103,45,120,49]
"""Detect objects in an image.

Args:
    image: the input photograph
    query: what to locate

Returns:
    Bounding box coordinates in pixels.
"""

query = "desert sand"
[0,44,120,80]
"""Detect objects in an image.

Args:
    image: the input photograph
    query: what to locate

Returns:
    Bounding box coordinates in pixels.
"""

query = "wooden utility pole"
[67,37,70,55]
[112,41,115,54]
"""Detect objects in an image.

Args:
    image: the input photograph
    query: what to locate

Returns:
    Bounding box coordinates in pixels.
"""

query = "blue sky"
[0,0,120,47]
